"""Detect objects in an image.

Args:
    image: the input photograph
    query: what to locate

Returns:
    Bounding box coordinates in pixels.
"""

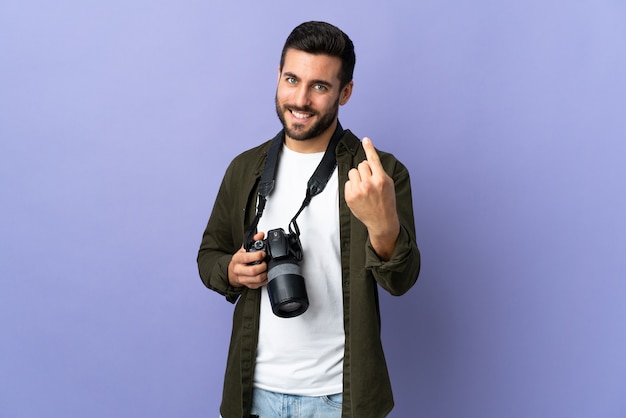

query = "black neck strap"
[244,122,344,245]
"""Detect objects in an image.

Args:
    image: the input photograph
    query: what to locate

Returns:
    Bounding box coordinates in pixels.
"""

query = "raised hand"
[345,137,400,260]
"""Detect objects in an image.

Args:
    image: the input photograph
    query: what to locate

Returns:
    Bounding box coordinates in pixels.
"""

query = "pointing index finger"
[362,137,383,171]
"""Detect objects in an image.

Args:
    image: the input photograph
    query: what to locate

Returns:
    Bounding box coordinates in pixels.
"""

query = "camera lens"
[267,259,308,318]
[280,302,302,313]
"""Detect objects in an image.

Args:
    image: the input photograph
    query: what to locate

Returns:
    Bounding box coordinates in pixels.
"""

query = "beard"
[275,94,339,141]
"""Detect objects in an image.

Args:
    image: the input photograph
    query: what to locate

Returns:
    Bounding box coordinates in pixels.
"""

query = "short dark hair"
[279,21,356,88]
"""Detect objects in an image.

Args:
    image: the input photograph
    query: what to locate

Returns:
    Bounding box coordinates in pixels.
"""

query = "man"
[198,21,420,418]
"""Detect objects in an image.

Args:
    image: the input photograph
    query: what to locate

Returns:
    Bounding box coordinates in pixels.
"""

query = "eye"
[313,84,328,91]
[286,77,297,84]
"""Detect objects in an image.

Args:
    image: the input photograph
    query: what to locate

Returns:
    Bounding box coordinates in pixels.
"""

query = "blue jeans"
[249,387,343,418]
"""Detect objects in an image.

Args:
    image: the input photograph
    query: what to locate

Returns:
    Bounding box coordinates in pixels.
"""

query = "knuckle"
[372,177,385,188]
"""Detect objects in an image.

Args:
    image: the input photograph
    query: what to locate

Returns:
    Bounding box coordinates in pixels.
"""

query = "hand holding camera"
[228,231,268,290]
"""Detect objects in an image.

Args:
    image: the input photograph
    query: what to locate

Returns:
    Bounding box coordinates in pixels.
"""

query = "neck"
[284,120,338,153]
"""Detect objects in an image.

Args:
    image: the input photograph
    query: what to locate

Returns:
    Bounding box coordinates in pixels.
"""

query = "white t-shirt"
[254,144,344,396]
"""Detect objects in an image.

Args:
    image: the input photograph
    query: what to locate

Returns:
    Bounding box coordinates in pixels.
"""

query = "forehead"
[281,48,342,84]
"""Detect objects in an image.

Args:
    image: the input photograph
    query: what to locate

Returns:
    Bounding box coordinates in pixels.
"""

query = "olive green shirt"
[197,129,420,417]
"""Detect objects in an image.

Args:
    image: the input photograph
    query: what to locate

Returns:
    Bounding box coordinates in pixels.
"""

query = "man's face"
[275,48,352,142]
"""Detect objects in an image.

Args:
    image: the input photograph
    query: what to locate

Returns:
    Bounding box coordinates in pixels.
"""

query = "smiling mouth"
[289,109,314,120]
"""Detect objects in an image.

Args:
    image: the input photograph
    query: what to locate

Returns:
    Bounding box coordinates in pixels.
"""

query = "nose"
[292,85,311,108]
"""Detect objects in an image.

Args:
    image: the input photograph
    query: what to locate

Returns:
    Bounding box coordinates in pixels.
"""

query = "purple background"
[1,1,625,417]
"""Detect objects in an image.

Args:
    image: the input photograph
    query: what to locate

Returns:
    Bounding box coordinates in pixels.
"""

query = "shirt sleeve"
[197,160,246,303]
[364,157,421,296]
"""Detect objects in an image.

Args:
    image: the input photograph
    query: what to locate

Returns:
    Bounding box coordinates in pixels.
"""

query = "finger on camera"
[244,272,267,286]
[246,260,267,275]
[246,250,266,264]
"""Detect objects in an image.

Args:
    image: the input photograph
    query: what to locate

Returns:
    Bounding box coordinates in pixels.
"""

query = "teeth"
[292,110,312,119]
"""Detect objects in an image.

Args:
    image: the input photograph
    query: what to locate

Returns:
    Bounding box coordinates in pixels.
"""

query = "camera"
[246,228,309,318]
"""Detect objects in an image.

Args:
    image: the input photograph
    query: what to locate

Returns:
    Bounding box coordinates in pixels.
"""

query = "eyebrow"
[283,72,334,88]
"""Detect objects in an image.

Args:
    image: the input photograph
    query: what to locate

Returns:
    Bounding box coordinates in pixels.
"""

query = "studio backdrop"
[1,0,625,417]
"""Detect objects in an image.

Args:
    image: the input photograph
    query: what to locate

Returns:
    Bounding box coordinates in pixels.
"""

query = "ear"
[339,81,354,106]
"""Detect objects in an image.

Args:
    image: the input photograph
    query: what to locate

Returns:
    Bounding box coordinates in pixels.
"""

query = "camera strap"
[244,122,344,245]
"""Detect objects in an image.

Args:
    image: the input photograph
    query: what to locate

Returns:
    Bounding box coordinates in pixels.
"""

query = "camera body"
[246,228,308,318]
